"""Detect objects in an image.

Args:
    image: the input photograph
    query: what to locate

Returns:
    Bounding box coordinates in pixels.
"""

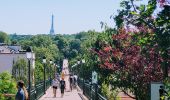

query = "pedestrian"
[61,72,65,79]
[73,74,78,89]
[52,76,59,97]
[15,80,28,100]
[69,74,73,91]
[60,77,66,98]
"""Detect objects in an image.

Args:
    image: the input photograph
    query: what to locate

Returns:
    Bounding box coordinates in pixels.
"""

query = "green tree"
[75,31,88,40]
[34,61,43,83]
[12,58,28,86]
[155,5,170,78]
[31,35,53,48]
[70,39,81,52]
[0,72,17,100]
[0,31,10,44]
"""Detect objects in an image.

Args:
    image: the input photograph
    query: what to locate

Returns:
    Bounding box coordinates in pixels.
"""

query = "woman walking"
[52,77,59,97]
[60,77,66,98]
[15,80,28,100]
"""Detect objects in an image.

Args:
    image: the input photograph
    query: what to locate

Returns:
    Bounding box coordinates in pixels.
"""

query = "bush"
[164,78,170,95]
[0,72,17,100]
[101,82,121,100]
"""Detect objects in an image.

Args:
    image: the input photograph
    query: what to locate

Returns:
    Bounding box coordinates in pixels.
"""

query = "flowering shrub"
[93,27,164,99]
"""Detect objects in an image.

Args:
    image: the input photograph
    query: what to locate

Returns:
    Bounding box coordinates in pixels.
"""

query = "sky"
[0,0,146,35]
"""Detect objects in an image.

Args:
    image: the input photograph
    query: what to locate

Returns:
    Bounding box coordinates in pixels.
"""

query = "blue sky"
[0,0,146,35]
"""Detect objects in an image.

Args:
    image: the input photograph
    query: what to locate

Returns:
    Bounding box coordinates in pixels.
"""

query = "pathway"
[39,87,82,100]
[40,59,83,100]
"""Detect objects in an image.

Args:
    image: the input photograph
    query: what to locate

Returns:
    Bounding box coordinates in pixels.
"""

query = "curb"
[77,86,89,100]
[78,93,86,100]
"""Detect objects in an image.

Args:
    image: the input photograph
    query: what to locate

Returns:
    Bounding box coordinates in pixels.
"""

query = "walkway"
[39,87,82,100]
[40,59,83,100]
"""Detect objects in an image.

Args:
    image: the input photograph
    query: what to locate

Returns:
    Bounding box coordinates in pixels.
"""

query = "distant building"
[0,44,35,73]
[49,14,55,35]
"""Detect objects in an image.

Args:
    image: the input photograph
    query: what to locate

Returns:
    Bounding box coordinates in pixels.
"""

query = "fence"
[29,79,51,100]
[78,78,107,100]
[1,80,51,100]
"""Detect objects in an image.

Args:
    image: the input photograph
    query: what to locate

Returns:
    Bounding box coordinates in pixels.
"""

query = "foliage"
[54,34,68,51]
[0,72,17,100]
[12,34,60,81]
[77,30,100,79]
[164,78,170,95]
[155,5,170,78]
[94,1,170,99]
[12,58,28,86]
[0,31,10,44]
[95,27,165,99]
[34,61,43,83]
[101,81,120,100]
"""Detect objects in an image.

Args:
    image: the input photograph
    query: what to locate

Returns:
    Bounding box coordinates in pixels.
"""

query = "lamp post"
[56,64,60,74]
[82,59,85,95]
[53,63,56,77]
[42,56,46,94]
[49,59,53,84]
[77,59,85,94]
[26,46,32,100]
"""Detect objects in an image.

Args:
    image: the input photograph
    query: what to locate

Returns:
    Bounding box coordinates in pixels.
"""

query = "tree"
[70,39,81,52]
[155,5,170,78]
[0,72,17,100]
[14,34,60,82]
[34,61,43,83]
[31,35,53,48]
[54,34,68,51]
[93,28,163,100]
[12,58,28,86]
[75,31,88,40]
[0,31,10,44]
[114,0,170,79]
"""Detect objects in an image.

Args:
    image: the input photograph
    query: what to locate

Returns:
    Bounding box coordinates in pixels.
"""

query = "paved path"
[39,87,82,100]
[40,59,83,100]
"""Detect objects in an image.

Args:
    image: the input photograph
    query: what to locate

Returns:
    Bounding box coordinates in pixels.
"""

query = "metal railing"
[29,79,51,100]
[78,78,107,100]
[84,83,91,99]
[98,93,107,100]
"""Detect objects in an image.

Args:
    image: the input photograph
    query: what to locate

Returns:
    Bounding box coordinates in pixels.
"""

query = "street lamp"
[49,59,53,84]
[77,61,80,64]
[56,64,60,74]
[53,63,56,77]
[77,59,85,94]
[42,56,46,94]
[26,46,32,100]
[82,59,85,95]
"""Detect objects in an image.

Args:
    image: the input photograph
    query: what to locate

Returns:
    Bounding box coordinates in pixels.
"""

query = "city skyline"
[0,0,147,35]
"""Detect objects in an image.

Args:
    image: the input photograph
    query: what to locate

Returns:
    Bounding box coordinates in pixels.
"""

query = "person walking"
[73,74,78,89]
[69,74,73,91]
[52,77,59,97]
[60,77,66,98]
[15,80,28,100]
[61,72,65,79]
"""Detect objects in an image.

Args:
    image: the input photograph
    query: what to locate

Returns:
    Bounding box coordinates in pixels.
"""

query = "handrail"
[98,93,107,100]
[78,79,107,100]
[30,79,51,100]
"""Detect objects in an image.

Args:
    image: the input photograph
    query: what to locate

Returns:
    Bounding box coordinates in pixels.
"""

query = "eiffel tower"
[49,14,55,35]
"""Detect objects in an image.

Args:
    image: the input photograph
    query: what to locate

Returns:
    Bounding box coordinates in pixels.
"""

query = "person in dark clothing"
[15,80,28,100]
[159,85,168,100]
[60,78,66,98]
[69,75,73,91]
